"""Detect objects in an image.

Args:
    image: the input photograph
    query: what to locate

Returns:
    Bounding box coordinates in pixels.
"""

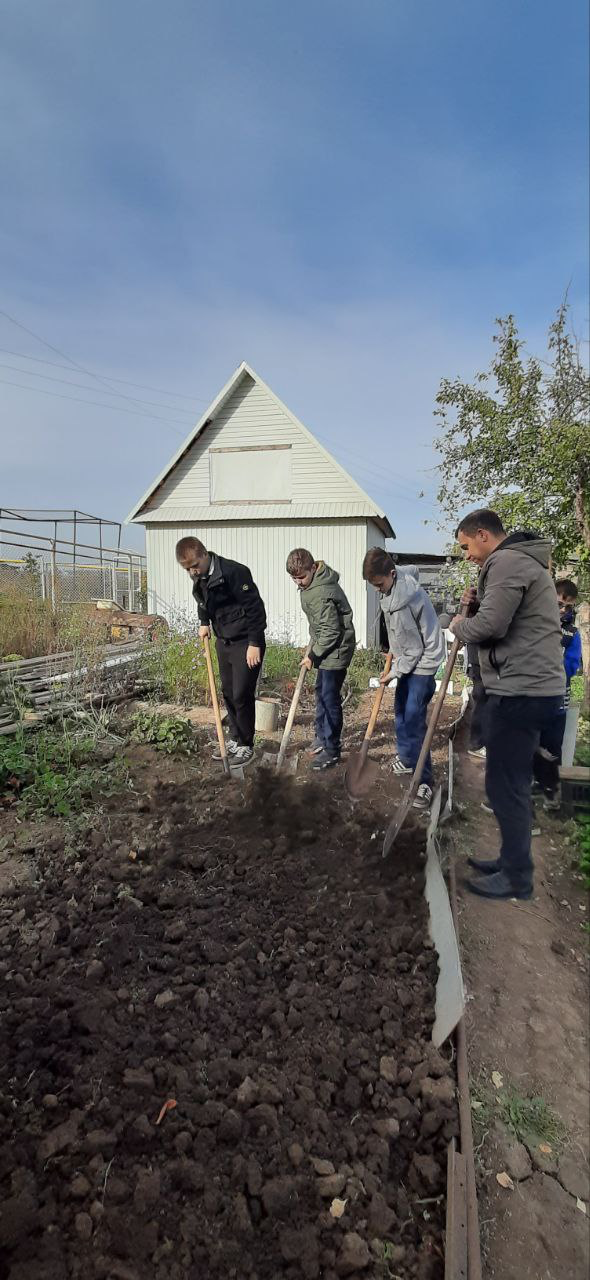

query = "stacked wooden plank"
[0,641,145,734]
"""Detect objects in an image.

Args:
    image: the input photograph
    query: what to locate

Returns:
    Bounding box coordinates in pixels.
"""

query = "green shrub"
[142,631,211,705]
[0,725,125,818]
[130,710,197,755]
[574,713,589,767]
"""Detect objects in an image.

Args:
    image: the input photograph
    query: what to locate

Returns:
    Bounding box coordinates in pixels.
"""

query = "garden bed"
[0,749,458,1280]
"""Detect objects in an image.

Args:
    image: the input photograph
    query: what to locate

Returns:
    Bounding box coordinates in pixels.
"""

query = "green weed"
[498,1089,566,1150]
[130,710,197,755]
[573,712,589,767]
[0,724,126,818]
[141,631,211,705]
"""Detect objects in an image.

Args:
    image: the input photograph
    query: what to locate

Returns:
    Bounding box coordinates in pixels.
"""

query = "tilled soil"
[0,759,458,1280]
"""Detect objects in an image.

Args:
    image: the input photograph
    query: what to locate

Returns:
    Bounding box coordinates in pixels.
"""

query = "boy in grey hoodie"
[363,548,445,809]
[450,509,565,901]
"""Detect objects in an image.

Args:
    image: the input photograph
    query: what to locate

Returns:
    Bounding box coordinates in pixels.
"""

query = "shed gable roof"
[125,361,394,537]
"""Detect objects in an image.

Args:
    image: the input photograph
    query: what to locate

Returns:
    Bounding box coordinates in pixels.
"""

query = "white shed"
[126,362,394,646]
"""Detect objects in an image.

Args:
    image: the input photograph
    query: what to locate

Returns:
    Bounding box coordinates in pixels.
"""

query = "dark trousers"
[315,667,347,755]
[469,674,488,751]
[536,711,567,794]
[394,672,436,786]
[484,694,565,889]
[215,638,265,747]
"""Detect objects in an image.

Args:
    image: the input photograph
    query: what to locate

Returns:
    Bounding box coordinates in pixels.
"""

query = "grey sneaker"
[311,749,340,771]
[413,783,433,810]
[481,799,493,814]
[468,746,486,759]
[212,738,238,760]
[229,745,254,769]
[392,755,412,775]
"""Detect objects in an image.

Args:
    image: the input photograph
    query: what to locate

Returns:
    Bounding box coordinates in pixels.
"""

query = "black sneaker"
[467,856,501,875]
[307,738,325,756]
[466,870,532,900]
[213,738,238,760]
[311,749,340,771]
[229,745,254,769]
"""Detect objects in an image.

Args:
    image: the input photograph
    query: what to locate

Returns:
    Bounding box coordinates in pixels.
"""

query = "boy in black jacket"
[176,537,267,768]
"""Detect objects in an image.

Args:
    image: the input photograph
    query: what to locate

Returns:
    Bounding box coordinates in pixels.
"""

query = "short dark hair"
[175,536,207,560]
[362,547,396,581]
[555,578,578,599]
[286,548,315,575]
[455,508,505,539]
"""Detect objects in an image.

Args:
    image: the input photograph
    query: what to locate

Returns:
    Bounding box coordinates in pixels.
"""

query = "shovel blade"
[279,753,299,775]
[382,791,414,856]
[344,750,379,800]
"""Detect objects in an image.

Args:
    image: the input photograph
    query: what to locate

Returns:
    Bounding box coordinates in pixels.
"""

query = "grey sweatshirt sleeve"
[452,560,527,644]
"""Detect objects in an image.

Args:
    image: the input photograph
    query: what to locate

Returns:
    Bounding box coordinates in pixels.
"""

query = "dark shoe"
[467,856,501,875]
[543,788,561,812]
[229,745,254,769]
[307,738,325,756]
[212,738,238,760]
[466,871,533,900]
[413,783,433,810]
[468,746,486,759]
[480,799,494,814]
[311,749,340,771]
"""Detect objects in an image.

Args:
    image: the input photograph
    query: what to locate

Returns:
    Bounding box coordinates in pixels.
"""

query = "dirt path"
[450,747,590,1280]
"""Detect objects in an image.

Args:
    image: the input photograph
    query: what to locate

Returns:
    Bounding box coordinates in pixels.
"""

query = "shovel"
[345,652,393,800]
[202,634,244,780]
[382,605,469,856]
[263,644,312,774]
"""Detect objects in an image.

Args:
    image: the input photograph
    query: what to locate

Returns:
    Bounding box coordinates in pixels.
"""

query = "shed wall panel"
[146,520,370,646]
[146,377,367,513]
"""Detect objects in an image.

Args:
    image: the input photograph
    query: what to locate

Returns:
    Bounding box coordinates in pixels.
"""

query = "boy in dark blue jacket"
[535,578,582,809]
[556,579,582,705]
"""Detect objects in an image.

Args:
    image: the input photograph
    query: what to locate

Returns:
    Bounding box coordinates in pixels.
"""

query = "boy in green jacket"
[287,548,356,770]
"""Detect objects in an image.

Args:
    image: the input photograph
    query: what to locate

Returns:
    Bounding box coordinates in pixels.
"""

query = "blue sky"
[1,0,588,554]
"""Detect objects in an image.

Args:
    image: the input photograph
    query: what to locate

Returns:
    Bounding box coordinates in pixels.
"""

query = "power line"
[0,307,437,504]
[0,306,189,419]
[0,347,209,404]
[0,361,198,416]
[0,377,188,432]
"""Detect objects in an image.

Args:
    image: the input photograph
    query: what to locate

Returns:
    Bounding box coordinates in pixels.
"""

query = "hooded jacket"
[299,562,356,670]
[379,570,445,679]
[451,533,565,697]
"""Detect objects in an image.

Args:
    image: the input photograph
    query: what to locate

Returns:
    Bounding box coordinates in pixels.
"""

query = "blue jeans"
[485,694,565,890]
[394,673,436,785]
[315,668,347,755]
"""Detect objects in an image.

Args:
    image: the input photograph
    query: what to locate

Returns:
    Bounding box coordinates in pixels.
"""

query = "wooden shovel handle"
[276,644,312,771]
[364,653,393,741]
[382,606,469,855]
[203,634,230,775]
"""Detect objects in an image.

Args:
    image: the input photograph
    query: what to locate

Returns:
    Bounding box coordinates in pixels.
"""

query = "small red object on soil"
[155,1099,177,1125]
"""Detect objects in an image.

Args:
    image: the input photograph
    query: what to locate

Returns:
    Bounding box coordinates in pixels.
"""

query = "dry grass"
[0,585,112,661]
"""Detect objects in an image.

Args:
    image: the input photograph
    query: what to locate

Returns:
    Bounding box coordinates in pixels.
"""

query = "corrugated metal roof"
[139,502,391,531]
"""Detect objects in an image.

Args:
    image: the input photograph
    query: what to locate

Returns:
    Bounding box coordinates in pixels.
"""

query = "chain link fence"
[1,551,146,611]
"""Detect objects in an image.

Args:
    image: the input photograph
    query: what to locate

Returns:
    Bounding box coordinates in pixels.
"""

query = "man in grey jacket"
[449,509,565,900]
[363,548,445,809]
